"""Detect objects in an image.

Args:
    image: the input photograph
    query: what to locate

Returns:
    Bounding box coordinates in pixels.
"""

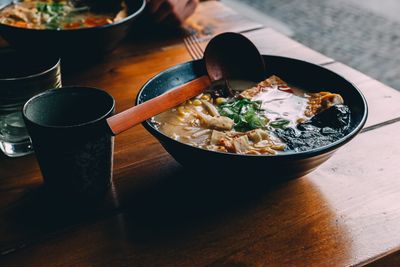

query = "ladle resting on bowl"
[107,32,266,135]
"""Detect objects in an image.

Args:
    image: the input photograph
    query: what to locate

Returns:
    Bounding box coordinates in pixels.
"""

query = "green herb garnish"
[36,2,67,29]
[35,1,89,29]
[218,98,269,132]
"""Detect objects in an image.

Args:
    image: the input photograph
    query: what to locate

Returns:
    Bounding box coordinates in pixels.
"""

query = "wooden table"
[1,1,400,266]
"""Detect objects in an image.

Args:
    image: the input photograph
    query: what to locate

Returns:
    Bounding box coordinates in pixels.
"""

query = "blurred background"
[224,0,400,91]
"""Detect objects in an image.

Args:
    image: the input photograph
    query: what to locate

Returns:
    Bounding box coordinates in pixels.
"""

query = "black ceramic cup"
[23,87,115,200]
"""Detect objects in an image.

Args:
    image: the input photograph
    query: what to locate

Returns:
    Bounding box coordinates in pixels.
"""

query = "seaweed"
[275,105,351,152]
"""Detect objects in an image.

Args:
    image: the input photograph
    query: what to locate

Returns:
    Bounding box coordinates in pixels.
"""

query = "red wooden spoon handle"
[107,75,211,135]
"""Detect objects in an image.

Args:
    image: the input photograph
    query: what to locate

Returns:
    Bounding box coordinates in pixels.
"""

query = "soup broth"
[153,75,351,155]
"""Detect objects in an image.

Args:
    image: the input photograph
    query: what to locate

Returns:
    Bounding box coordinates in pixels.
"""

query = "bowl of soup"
[137,56,368,181]
[0,0,146,64]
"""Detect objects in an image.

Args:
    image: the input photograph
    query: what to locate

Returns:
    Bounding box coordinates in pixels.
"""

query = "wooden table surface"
[1,1,400,266]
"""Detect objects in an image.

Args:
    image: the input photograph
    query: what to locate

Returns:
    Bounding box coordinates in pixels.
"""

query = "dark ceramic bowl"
[137,56,368,181]
[0,0,146,64]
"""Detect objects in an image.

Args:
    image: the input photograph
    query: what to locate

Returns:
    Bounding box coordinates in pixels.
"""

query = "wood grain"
[1,122,400,266]
[356,79,400,128]
[185,0,263,39]
[0,40,399,267]
[367,250,400,267]
[324,62,400,128]
[189,27,334,65]
[324,62,372,86]
[1,1,400,266]
[107,0,263,63]
[211,121,400,266]
[243,28,334,65]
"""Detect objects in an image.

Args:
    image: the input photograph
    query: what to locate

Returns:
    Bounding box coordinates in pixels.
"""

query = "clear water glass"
[0,50,61,157]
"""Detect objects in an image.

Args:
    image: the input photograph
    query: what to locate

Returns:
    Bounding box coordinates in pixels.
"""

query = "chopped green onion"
[218,98,268,132]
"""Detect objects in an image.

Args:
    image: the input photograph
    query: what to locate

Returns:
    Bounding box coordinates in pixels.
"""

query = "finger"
[153,1,174,23]
[146,0,165,14]
[174,0,198,24]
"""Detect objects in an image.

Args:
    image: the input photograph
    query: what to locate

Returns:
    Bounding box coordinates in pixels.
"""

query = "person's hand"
[146,0,199,25]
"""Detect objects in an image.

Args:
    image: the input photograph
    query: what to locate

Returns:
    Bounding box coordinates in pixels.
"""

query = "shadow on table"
[0,166,293,246]
[1,163,351,265]
[112,167,322,240]
[108,167,352,265]
[121,167,291,238]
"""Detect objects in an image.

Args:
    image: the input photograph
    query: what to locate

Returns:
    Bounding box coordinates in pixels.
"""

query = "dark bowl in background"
[0,0,146,65]
[137,55,368,182]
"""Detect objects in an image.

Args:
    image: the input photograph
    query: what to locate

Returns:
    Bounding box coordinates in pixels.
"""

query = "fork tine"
[188,35,204,60]
[189,34,204,57]
[184,36,200,60]
[183,28,204,60]
[186,35,203,60]
[184,37,197,60]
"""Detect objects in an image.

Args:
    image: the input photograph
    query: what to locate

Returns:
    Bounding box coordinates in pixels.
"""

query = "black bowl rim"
[23,86,115,129]
[137,55,368,160]
[0,50,60,81]
[0,0,146,32]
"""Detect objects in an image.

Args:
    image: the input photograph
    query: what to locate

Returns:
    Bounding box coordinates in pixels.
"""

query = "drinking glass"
[0,50,61,157]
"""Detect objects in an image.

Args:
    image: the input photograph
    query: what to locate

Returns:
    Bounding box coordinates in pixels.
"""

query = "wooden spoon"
[107,32,266,135]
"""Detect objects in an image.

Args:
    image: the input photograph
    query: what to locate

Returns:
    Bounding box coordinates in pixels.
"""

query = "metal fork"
[183,31,205,60]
